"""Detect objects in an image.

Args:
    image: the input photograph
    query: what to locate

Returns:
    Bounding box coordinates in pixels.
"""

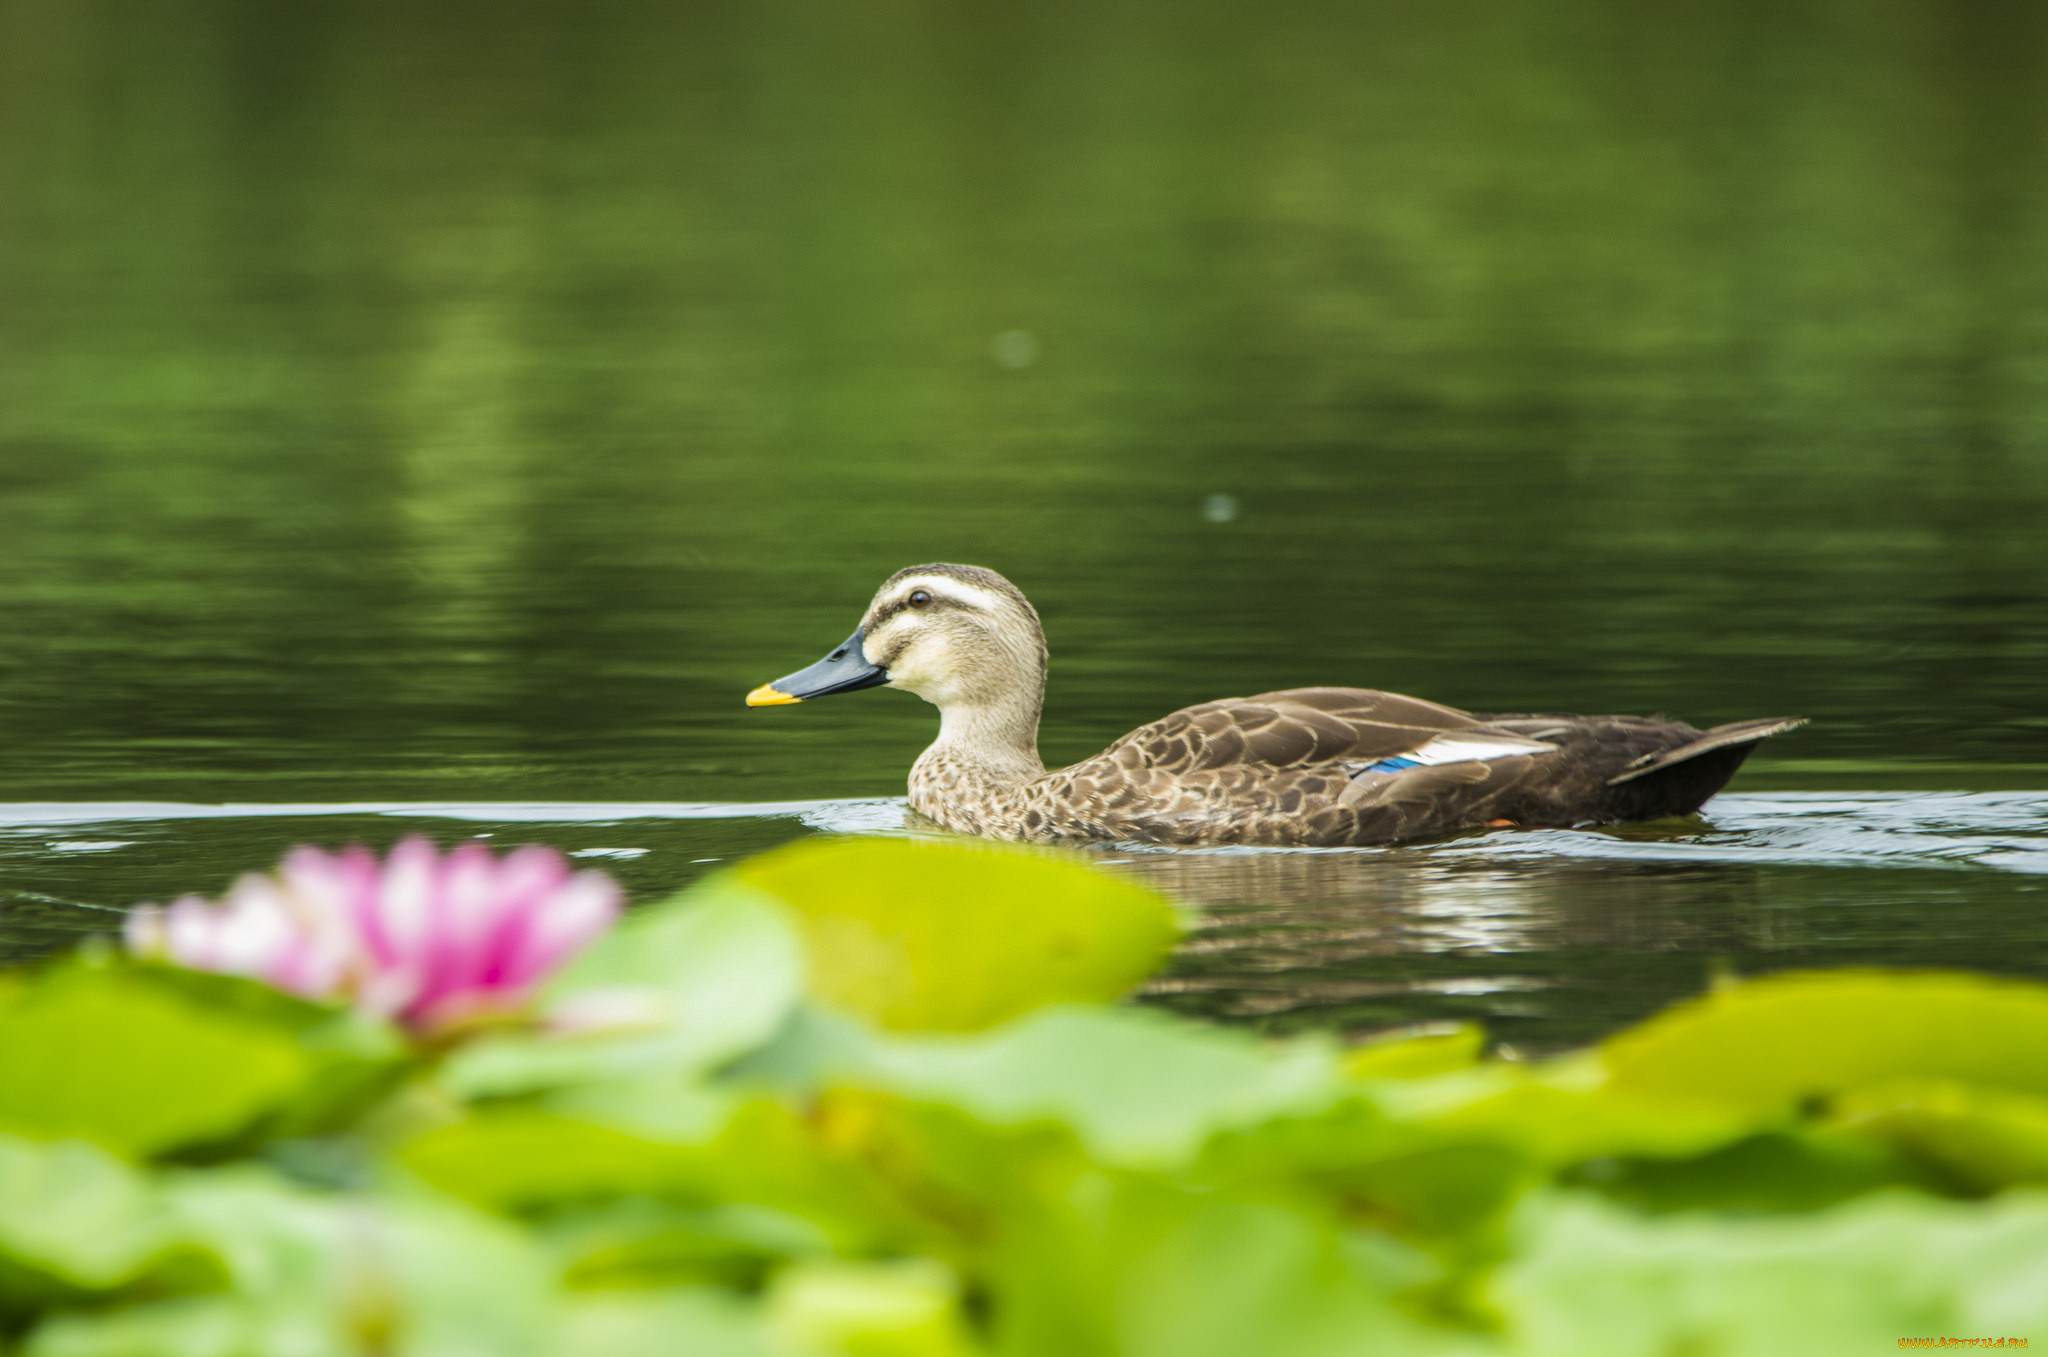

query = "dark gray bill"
[746,627,889,705]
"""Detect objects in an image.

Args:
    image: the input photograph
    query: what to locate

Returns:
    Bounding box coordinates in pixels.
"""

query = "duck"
[746,563,1804,847]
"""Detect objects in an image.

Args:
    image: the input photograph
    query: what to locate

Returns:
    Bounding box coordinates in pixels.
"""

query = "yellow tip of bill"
[747,684,802,707]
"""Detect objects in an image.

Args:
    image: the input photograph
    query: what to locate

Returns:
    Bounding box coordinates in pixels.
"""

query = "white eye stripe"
[891,579,1002,612]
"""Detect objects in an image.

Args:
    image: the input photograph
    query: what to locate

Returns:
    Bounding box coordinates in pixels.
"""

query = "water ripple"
[1426,792,2048,875]
[1,792,2044,873]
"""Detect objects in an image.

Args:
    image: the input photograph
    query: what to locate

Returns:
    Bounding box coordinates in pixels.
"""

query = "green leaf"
[1343,1025,1485,1081]
[1602,969,2048,1118]
[28,1176,560,1357]
[989,1175,1470,1357]
[24,1294,343,1357]
[160,1169,363,1338]
[1564,1130,1930,1215]
[560,1290,787,1357]
[378,1189,559,1357]
[0,1134,183,1288]
[847,1006,1339,1169]
[550,1199,832,1290]
[1370,1056,1751,1166]
[24,1170,362,1357]
[401,1097,927,1258]
[1318,1142,1530,1242]
[443,878,805,1097]
[765,1258,981,1357]
[1493,1188,2048,1352]
[400,1109,714,1209]
[1191,1096,1529,1286]
[1836,1078,2048,1194]
[0,964,311,1157]
[736,838,1180,1032]
[113,967,412,1146]
[165,1169,564,1357]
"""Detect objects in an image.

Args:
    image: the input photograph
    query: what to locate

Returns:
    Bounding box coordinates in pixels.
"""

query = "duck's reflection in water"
[1102,846,1770,1053]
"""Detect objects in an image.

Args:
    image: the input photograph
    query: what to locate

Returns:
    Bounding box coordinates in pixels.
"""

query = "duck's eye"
[909,590,932,608]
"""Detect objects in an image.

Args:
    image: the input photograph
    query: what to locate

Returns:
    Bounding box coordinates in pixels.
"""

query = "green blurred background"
[5,0,2048,1048]
[3,0,2045,810]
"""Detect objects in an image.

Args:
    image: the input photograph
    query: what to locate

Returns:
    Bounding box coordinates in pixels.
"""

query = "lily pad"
[1603,970,2048,1117]
[766,1258,978,1357]
[0,965,310,1158]
[848,1005,1339,1169]
[1344,1025,1486,1081]
[0,1134,184,1289]
[1495,1188,2048,1352]
[1835,1078,2048,1194]
[560,1290,785,1357]
[737,837,1180,1032]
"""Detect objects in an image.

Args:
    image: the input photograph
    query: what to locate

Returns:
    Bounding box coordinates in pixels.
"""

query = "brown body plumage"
[748,564,1805,847]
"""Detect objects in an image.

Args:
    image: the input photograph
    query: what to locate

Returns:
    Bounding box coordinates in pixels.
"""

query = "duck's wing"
[1325,748,1561,842]
[1039,689,1553,845]
[1097,687,1487,775]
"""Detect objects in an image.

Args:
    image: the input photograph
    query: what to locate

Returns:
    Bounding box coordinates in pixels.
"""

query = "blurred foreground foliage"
[4,835,2047,1355]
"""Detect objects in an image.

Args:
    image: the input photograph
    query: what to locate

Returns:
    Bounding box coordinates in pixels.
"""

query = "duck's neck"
[923,692,1047,788]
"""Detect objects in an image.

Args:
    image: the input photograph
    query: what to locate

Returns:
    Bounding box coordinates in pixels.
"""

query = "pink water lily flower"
[124,837,623,1035]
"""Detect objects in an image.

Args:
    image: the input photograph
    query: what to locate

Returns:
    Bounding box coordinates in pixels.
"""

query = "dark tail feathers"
[1606,717,1808,786]
[1596,716,1806,822]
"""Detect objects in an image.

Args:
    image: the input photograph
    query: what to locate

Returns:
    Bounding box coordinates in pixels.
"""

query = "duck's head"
[747,563,1046,712]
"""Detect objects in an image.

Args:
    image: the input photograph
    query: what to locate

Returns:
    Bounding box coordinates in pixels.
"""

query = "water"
[6,792,2048,1052]
[2,0,2046,1048]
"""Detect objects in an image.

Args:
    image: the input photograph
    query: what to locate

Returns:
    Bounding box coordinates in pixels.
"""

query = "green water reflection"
[2,0,2046,1040]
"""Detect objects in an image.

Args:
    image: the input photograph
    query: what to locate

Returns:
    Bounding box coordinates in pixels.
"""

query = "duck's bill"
[746,627,889,706]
